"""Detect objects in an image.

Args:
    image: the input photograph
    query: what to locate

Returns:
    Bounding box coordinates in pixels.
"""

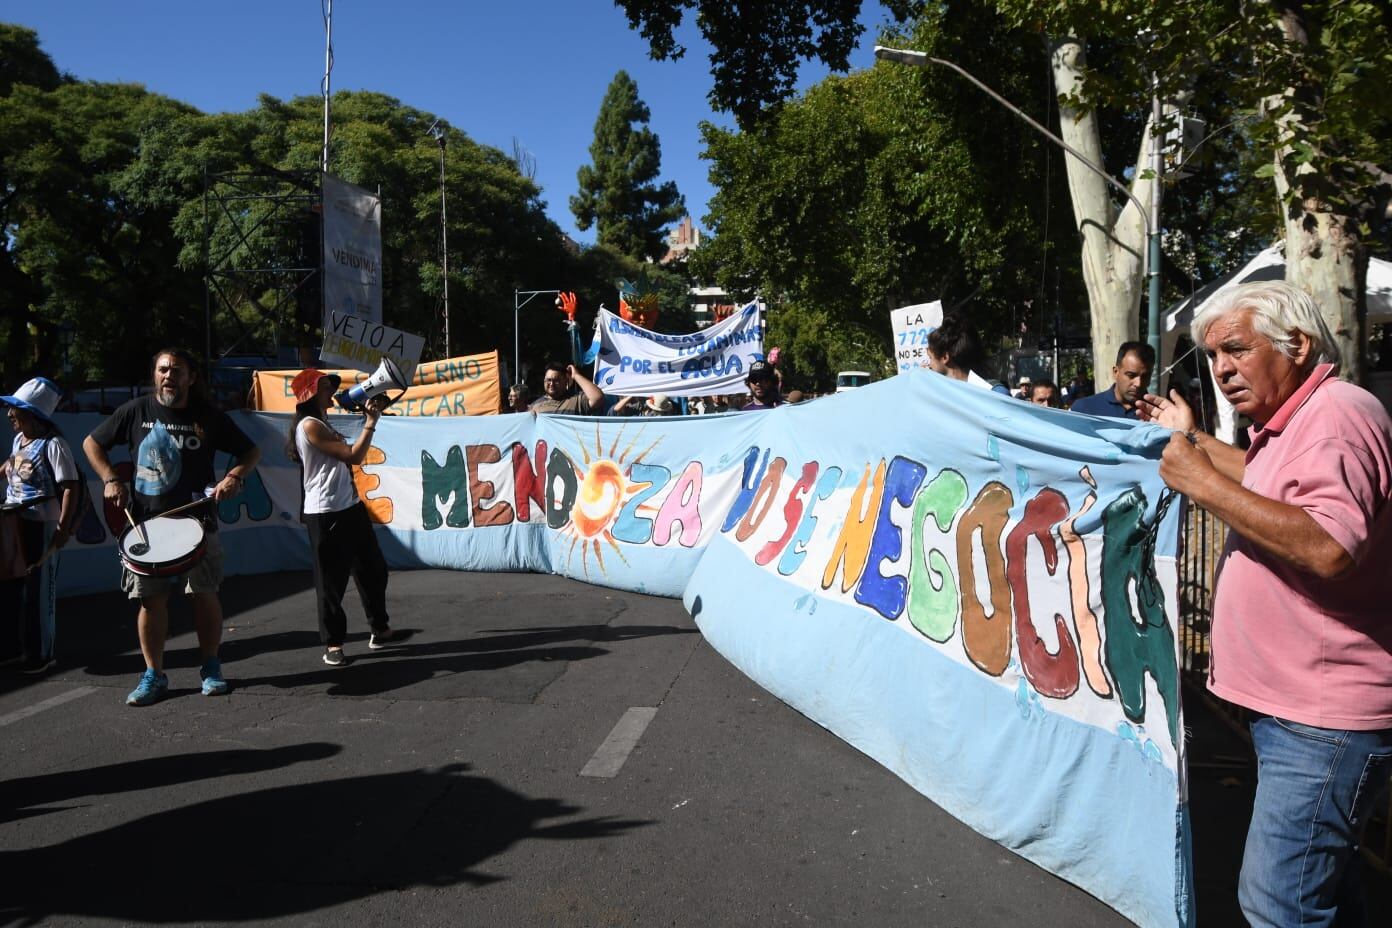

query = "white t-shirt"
[295,418,360,515]
[4,432,79,522]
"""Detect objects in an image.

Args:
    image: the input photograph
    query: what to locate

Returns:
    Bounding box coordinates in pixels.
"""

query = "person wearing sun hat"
[1,377,82,673]
[642,394,676,417]
[287,368,403,667]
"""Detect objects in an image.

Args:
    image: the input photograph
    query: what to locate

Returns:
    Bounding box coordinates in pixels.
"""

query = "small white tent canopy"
[1163,244,1392,346]
[1161,243,1392,440]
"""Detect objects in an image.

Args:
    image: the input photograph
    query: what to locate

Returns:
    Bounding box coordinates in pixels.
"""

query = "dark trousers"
[1,519,55,663]
[303,502,390,647]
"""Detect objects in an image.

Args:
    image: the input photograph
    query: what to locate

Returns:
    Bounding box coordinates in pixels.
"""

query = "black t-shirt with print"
[88,395,255,531]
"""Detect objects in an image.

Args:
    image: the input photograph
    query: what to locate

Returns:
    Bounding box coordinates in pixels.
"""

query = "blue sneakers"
[126,668,169,707]
[200,657,230,696]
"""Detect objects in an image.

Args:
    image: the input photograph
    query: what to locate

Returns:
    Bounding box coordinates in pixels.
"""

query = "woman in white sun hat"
[1,377,81,674]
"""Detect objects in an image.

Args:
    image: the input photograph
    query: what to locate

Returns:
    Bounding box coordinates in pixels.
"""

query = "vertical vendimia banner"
[321,173,383,325]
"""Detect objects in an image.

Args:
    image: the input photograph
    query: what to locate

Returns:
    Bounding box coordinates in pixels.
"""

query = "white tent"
[1161,243,1392,440]
[1163,243,1392,341]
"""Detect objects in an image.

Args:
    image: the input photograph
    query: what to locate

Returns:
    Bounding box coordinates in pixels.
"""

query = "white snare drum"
[118,516,207,577]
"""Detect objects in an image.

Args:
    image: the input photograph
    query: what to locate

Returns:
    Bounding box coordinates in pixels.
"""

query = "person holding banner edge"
[1138,281,1392,926]
[288,368,403,666]
[84,348,261,705]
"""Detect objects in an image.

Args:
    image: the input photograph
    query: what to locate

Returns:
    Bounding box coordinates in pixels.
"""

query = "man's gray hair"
[1192,280,1341,372]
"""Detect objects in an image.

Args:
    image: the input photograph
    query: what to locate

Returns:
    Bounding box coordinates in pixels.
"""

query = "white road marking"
[580,706,658,778]
[0,686,98,728]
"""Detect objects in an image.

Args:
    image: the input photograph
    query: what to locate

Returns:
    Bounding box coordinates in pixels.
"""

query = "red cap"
[291,369,341,404]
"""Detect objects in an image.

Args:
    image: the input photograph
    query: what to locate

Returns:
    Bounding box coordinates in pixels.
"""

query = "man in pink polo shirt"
[1139,281,1392,927]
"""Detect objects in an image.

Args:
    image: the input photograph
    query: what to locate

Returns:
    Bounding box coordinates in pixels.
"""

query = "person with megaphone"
[288,368,404,666]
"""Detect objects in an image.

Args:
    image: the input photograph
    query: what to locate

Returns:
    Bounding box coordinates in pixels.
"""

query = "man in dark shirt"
[84,348,260,706]
[1069,342,1154,420]
[529,362,604,415]
[741,360,784,411]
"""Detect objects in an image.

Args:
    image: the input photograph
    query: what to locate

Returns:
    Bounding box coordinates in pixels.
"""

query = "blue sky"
[7,1,895,244]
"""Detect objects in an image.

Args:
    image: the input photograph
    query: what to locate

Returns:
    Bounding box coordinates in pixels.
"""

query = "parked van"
[835,371,870,392]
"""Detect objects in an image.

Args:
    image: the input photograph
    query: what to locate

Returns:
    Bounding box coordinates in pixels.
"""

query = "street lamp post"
[428,120,450,357]
[873,45,1164,391]
[513,289,561,385]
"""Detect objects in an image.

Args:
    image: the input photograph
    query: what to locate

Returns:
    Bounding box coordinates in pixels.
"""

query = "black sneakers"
[322,648,347,666]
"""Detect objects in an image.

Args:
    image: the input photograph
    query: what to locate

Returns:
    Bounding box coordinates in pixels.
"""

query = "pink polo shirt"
[1208,364,1392,730]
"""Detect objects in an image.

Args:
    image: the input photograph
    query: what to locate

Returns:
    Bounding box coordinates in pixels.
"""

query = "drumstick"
[153,495,218,520]
[122,506,150,550]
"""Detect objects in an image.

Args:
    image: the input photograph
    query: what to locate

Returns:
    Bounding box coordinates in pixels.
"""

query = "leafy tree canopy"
[691,6,1091,389]
[615,0,924,128]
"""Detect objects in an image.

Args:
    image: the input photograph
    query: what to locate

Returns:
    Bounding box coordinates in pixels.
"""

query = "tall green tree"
[570,71,685,262]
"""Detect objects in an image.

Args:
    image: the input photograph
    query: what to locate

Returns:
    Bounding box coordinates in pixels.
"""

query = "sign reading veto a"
[250,351,502,416]
[321,311,425,382]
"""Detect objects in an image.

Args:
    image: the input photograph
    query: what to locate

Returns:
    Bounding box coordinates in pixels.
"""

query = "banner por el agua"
[25,374,1190,927]
[322,173,383,325]
[592,302,763,397]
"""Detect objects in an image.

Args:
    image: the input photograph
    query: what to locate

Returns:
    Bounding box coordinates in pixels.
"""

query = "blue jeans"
[1241,716,1392,927]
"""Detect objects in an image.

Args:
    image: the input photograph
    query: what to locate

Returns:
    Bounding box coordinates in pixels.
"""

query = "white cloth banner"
[322,173,383,325]
[890,300,943,373]
[593,302,763,397]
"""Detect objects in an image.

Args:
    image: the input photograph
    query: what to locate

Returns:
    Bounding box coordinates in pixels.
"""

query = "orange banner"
[250,350,502,416]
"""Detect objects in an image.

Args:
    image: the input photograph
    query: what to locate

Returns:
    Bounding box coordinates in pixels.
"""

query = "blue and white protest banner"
[592,302,763,397]
[21,373,1190,926]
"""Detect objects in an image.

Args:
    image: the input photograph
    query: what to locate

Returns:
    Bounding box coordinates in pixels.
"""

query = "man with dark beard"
[84,348,260,706]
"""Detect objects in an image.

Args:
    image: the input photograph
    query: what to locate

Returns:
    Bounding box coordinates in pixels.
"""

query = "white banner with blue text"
[592,303,763,397]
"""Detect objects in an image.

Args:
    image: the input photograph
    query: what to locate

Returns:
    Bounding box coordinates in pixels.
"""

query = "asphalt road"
[1,568,1385,926]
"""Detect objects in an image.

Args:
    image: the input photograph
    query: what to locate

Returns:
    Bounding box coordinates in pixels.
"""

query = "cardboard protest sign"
[890,300,944,372]
[320,311,426,383]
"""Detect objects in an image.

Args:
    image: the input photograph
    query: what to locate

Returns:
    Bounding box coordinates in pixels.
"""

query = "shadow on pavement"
[233,622,696,697]
[2,762,650,924]
[2,743,342,826]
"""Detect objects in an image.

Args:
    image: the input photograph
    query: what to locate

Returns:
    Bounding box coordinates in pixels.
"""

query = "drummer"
[84,348,260,706]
